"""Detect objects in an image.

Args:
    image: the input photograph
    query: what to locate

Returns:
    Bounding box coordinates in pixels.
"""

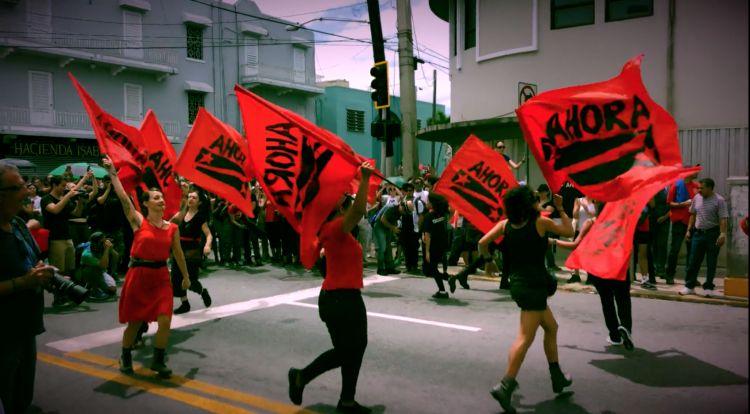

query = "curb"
[465,275,749,308]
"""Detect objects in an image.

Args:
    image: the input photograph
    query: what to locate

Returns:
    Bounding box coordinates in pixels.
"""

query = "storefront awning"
[416,116,524,147]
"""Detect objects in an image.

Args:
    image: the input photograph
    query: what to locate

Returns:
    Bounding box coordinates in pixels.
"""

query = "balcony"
[0,107,180,142]
[241,63,324,95]
[0,14,178,77]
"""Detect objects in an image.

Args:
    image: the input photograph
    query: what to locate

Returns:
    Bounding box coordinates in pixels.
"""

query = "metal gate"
[678,127,749,196]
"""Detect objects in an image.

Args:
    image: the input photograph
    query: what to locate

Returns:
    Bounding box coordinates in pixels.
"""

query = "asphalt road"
[29,263,749,414]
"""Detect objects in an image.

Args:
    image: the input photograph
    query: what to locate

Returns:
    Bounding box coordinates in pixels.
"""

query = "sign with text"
[6,139,101,158]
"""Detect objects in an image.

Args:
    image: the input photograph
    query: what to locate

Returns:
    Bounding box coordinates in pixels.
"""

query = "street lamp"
[285,17,369,31]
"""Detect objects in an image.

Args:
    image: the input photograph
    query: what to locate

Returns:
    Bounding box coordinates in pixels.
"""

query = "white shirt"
[31,195,41,213]
[413,190,429,204]
[410,198,425,232]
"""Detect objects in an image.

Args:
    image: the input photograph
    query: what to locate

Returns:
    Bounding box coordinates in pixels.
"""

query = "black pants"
[649,218,670,273]
[0,336,36,414]
[280,218,299,259]
[666,221,692,277]
[590,275,632,340]
[300,290,368,401]
[242,221,262,263]
[425,247,447,291]
[456,241,508,282]
[171,258,203,297]
[266,221,281,249]
[448,227,464,266]
[401,230,420,270]
[633,239,656,283]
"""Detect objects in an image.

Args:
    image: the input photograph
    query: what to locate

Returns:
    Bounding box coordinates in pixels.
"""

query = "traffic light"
[370,60,390,109]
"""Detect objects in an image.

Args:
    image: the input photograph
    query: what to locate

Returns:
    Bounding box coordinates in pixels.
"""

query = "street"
[31,264,749,414]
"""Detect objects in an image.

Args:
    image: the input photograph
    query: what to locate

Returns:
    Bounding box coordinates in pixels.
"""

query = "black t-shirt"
[422,212,449,252]
[558,182,583,218]
[180,211,207,250]
[97,193,126,232]
[41,193,74,240]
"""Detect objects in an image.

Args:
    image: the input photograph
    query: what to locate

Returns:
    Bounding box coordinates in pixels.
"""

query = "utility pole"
[367,0,395,176]
[430,69,437,170]
[397,0,418,179]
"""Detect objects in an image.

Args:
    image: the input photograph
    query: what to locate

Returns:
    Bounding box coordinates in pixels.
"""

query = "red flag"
[434,135,518,243]
[515,55,683,200]
[139,110,184,219]
[175,108,255,218]
[566,166,701,279]
[349,158,381,204]
[68,73,147,193]
[235,85,361,269]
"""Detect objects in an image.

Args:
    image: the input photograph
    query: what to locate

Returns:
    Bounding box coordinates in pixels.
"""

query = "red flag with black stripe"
[566,164,701,280]
[434,135,518,243]
[515,55,683,201]
[175,108,255,218]
[69,73,146,193]
[235,85,364,270]
[138,110,183,219]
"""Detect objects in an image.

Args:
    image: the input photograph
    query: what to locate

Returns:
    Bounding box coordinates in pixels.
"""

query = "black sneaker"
[490,379,518,413]
[618,326,634,351]
[336,401,372,414]
[386,268,400,275]
[287,368,304,406]
[640,281,657,291]
[376,268,389,276]
[201,289,212,308]
[432,291,449,299]
[567,275,582,284]
[174,301,191,315]
[448,276,457,294]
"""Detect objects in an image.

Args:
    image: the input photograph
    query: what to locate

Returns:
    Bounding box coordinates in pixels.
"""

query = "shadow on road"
[429,298,470,307]
[562,345,749,387]
[43,304,98,315]
[303,403,387,414]
[362,291,403,299]
[508,391,594,414]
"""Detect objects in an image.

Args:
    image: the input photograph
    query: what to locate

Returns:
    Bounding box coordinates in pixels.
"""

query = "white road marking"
[285,302,482,332]
[46,275,398,352]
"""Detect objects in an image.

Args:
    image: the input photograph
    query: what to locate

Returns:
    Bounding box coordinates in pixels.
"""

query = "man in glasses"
[0,161,55,414]
[495,141,525,170]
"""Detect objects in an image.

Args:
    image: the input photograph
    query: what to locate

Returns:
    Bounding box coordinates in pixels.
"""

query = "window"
[123,83,143,124]
[244,36,259,76]
[186,26,203,60]
[417,119,423,130]
[606,0,653,22]
[187,92,204,125]
[464,0,476,50]
[346,109,365,133]
[551,0,595,30]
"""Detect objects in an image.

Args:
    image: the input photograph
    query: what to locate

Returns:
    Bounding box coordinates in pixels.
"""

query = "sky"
[226,0,451,114]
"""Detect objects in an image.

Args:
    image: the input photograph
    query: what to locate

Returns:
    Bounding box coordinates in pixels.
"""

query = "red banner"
[433,135,517,243]
[235,85,362,269]
[515,55,683,200]
[566,166,701,279]
[175,108,255,218]
[139,110,184,219]
[69,73,146,193]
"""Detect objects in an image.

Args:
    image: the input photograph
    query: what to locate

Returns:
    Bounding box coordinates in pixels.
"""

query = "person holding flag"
[287,161,375,414]
[102,157,190,379]
[478,186,574,413]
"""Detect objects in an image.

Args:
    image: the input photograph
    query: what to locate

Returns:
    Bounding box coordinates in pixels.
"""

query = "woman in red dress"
[287,162,374,414]
[102,157,190,379]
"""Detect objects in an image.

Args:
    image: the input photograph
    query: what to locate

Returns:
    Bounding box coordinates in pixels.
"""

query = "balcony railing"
[0,14,177,66]
[0,107,179,136]
[242,63,324,89]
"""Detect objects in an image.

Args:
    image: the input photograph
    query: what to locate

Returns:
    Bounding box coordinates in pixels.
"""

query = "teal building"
[315,86,447,174]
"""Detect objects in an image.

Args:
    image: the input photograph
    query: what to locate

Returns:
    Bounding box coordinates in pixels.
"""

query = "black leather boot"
[119,347,134,373]
[150,348,172,378]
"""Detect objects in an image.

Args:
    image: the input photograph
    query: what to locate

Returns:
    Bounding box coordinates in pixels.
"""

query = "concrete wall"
[449,0,748,129]
[727,177,749,278]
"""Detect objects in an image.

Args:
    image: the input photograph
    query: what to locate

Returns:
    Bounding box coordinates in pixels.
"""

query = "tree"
[427,111,450,126]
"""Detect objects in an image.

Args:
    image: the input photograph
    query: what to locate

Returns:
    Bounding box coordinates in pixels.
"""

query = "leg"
[637,244,649,281]
[232,225,243,264]
[383,230,395,269]
[539,307,559,364]
[448,228,464,266]
[703,231,721,291]
[373,224,388,270]
[0,337,37,414]
[505,310,543,379]
[612,278,633,333]
[591,277,621,341]
[646,239,656,283]
[683,233,707,290]
[150,314,172,378]
[666,221,686,278]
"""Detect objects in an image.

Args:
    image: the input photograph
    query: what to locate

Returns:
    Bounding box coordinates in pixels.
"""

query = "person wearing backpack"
[423,193,451,298]
[79,232,119,300]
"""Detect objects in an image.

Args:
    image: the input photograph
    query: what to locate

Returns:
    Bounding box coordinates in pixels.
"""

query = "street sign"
[518,82,537,107]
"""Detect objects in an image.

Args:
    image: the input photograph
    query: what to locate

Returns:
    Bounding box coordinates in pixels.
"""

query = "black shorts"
[510,284,548,311]
[634,230,650,245]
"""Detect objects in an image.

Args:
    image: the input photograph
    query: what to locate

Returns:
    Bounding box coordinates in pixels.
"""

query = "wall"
[726,177,749,278]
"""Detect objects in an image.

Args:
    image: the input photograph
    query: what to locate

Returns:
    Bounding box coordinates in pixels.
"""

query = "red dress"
[118,219,177,324]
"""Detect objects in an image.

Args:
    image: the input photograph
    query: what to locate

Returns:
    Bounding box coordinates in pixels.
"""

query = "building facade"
[424,0,748,193]
[0,0,322,175]
[315,85,447,174]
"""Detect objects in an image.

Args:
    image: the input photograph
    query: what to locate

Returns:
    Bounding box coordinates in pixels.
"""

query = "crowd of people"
[0,141,732,413]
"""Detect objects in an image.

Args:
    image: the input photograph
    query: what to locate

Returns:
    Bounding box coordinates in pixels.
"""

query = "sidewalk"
[454,264,749,308]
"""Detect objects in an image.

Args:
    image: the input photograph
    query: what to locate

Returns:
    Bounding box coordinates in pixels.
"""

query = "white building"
[422,0,748,195]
